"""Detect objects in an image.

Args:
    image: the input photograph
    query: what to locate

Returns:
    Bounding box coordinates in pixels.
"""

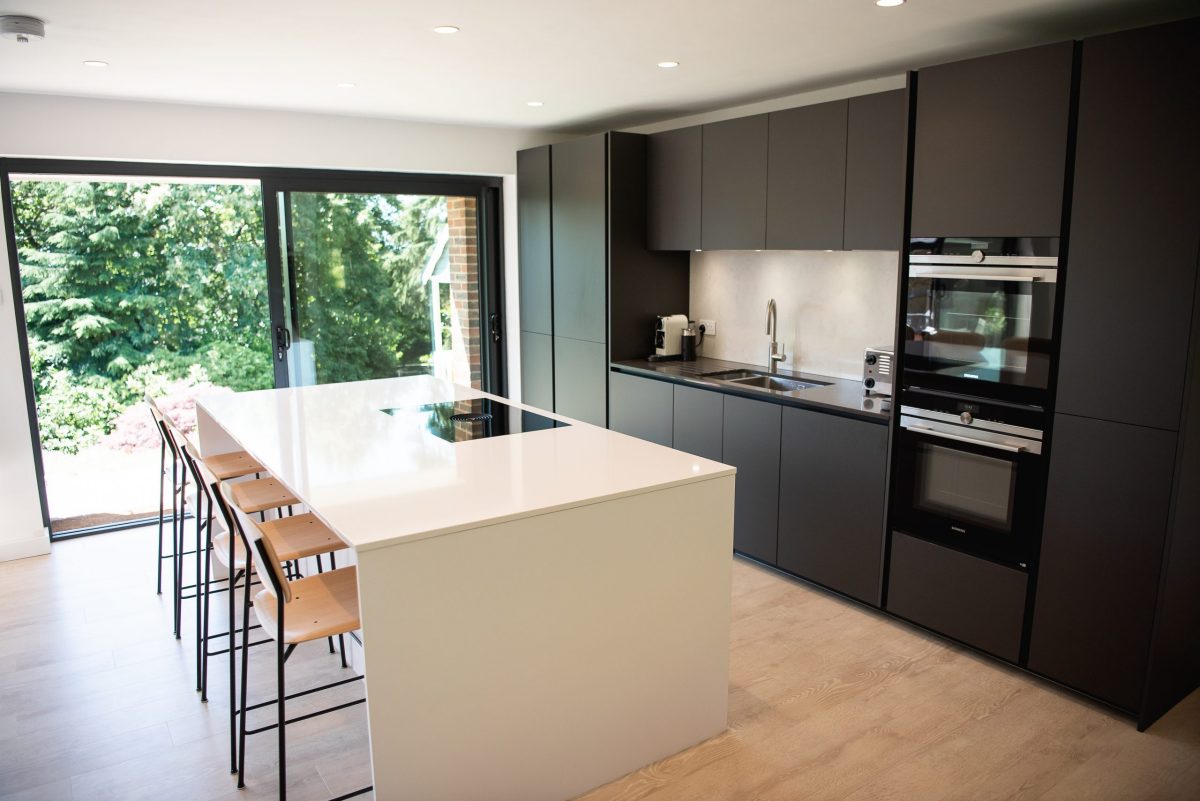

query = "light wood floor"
[1,527,1197,801]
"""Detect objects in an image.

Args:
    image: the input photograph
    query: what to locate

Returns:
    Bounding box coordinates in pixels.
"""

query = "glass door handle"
[489,313,501,344]
[275,326,292,362]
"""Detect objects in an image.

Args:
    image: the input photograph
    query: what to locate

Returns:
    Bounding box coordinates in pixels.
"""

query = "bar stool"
[222,482,371,801]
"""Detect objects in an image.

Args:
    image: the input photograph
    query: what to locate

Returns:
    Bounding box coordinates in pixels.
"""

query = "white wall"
[0,91,555,560]
[689,250,899,381]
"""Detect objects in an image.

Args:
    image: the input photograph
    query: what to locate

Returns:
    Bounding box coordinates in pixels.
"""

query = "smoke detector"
[1,15,46,44]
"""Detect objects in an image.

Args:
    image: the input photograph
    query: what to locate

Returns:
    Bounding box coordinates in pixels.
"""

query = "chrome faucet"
[766,298,785,374]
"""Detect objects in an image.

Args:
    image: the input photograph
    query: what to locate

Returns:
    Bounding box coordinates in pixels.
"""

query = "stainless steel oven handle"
[911,272,1039,282]
[903,424,1025,453]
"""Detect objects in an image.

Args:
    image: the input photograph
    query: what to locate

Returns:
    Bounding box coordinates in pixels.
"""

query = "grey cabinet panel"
[887,532,1028,662]
[1056,20,1200,430]
[648,126,702,250]
[911,42,1074,237]
[551,134,607,344]
[1029,413,1177,711]
[608,371,673,447]
[702,115,768,250]
[722,395,781,563]
[765,100,848,251]
[673,384,724,462]
[844,90,907,251]
[517,146,553,336]
[777,407,887,605]
[553,337,607,427]
[519,332,554,412]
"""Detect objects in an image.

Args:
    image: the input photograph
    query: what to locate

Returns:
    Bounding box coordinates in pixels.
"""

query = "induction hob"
[381,398,566,443]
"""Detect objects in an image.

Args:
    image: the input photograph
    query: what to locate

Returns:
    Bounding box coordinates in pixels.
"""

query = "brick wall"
[446,196,482,388]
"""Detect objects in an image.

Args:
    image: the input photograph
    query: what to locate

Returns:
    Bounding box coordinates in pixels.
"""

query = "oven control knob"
[864,378,876,389]
[971,249,985,263]
[960,411,974,424]
[865,354,877,365]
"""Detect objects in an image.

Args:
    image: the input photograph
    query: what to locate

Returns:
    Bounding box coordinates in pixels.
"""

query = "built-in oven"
[902,240,1058,410]
[891,405,1046,570]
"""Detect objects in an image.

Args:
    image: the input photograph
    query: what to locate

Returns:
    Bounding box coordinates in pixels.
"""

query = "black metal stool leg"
[237,569,252,788]
[276,611,288,801]
[229,566,243,773]
[156,437,166,595]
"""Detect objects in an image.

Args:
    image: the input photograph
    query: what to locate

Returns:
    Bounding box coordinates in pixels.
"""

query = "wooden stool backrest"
[219,481,292,605]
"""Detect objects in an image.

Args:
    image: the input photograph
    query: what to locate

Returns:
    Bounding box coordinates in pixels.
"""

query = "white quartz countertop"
[196,376,734,551]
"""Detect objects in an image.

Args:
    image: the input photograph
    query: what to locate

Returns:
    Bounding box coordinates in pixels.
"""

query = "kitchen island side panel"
[354,474,735,801]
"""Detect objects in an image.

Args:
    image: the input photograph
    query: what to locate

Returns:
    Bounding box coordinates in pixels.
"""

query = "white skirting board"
[0,531,52,563]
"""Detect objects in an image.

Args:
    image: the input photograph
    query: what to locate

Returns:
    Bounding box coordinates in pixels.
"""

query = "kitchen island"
[195,376,735,801]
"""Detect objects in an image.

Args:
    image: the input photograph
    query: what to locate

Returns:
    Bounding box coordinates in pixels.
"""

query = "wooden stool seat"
[253,567,360,645]
[258,513,342,562]
[230,477,300,514]
[204,450,266,481]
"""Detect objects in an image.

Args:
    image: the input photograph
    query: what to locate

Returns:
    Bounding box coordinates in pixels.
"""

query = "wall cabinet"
[777,407,888,605]
[721,395,781,563]
[911,42,1075,237]
[609,372,673,446]
[647,126,702,251]
[765,100,848,251]
[844,89,908,250]
[701,115,768,251]
[672,384,723,461]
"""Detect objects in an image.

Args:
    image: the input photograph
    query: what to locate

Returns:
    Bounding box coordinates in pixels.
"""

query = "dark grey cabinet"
[844,89,907,250]
[519,332,554,412]
[702,115,768,250]
[1055,20,1200,430]
[911,42,1075,237]
[1029,413,1178,711]
[647,126,702,251]
[765,100,848,251]
[777,408,887,605]
[608,372,673,446]
[722,395,781,563]
[517,146,553,336]
[553,337,607,427]
[672,384,723,461]
[551,135,607,345]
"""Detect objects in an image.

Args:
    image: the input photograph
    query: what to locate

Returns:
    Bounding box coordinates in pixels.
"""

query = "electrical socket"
[697,319,716,336]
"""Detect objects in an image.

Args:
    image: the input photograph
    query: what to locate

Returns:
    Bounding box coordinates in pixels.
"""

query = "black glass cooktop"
[381,398,566,443]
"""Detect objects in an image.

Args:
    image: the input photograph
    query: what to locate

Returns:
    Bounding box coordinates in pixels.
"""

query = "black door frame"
[0,158,506,538]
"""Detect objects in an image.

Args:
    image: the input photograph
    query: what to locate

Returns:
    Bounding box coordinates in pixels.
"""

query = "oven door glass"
[904,276,1055,404]
[914,441,1015,531]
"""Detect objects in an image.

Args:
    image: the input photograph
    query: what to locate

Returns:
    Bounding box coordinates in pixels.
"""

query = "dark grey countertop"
[612,356,891,424]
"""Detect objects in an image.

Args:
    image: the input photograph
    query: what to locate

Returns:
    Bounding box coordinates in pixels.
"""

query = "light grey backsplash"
[689,250,899,380]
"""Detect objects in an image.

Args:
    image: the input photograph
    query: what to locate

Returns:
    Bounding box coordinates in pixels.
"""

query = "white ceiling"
[0,0,1192,132]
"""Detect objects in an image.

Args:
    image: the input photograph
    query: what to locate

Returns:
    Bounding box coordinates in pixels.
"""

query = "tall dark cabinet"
[910,42,1075,237]
[1028,18,1200,729]
[516,133,689,428]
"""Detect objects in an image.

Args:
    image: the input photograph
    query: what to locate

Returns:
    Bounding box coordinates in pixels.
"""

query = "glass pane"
[914,442,1015,529]
[10,175,272,533]
[284,192,483,389]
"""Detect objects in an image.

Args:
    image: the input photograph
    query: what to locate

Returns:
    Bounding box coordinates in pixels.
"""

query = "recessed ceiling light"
[657,61,680,69]
[83,60,108,68]
[875,0,905,7]
[433,25,460,34]
[527,100,544,107]
[337,82,356,88]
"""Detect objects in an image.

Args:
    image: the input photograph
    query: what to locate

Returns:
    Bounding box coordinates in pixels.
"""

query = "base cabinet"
[777,408,887,605]
[519,332,554,413]
[609,372,673,446]
[672,384,724,461]
[722,395,782,564]
[553,338,608,427]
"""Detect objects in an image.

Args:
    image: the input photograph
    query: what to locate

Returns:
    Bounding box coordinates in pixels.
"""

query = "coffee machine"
[654,314,689,358]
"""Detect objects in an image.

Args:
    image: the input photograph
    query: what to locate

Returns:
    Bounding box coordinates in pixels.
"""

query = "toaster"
[863,346,894,397]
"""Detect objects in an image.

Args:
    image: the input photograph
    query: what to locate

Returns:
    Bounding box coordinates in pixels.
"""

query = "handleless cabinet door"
[608,371,673,447]
[648,126,703,250]
[673,384,724,461]
[844,89,908,251]
[519,332,554,412]
[1055,19,1200,430]
[517,146,553,336]
[911,41,1074,237]
[553,337,607,427]
[1028,413,1177,711]
[765,100,848,251]
[551,134,608,344]
[777,408,888,605]
[702,115,768,251]
[722,395,781,564]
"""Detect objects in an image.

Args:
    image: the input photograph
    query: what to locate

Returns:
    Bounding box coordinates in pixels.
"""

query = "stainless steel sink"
[729,375,829,392]
[699,369,761,381]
